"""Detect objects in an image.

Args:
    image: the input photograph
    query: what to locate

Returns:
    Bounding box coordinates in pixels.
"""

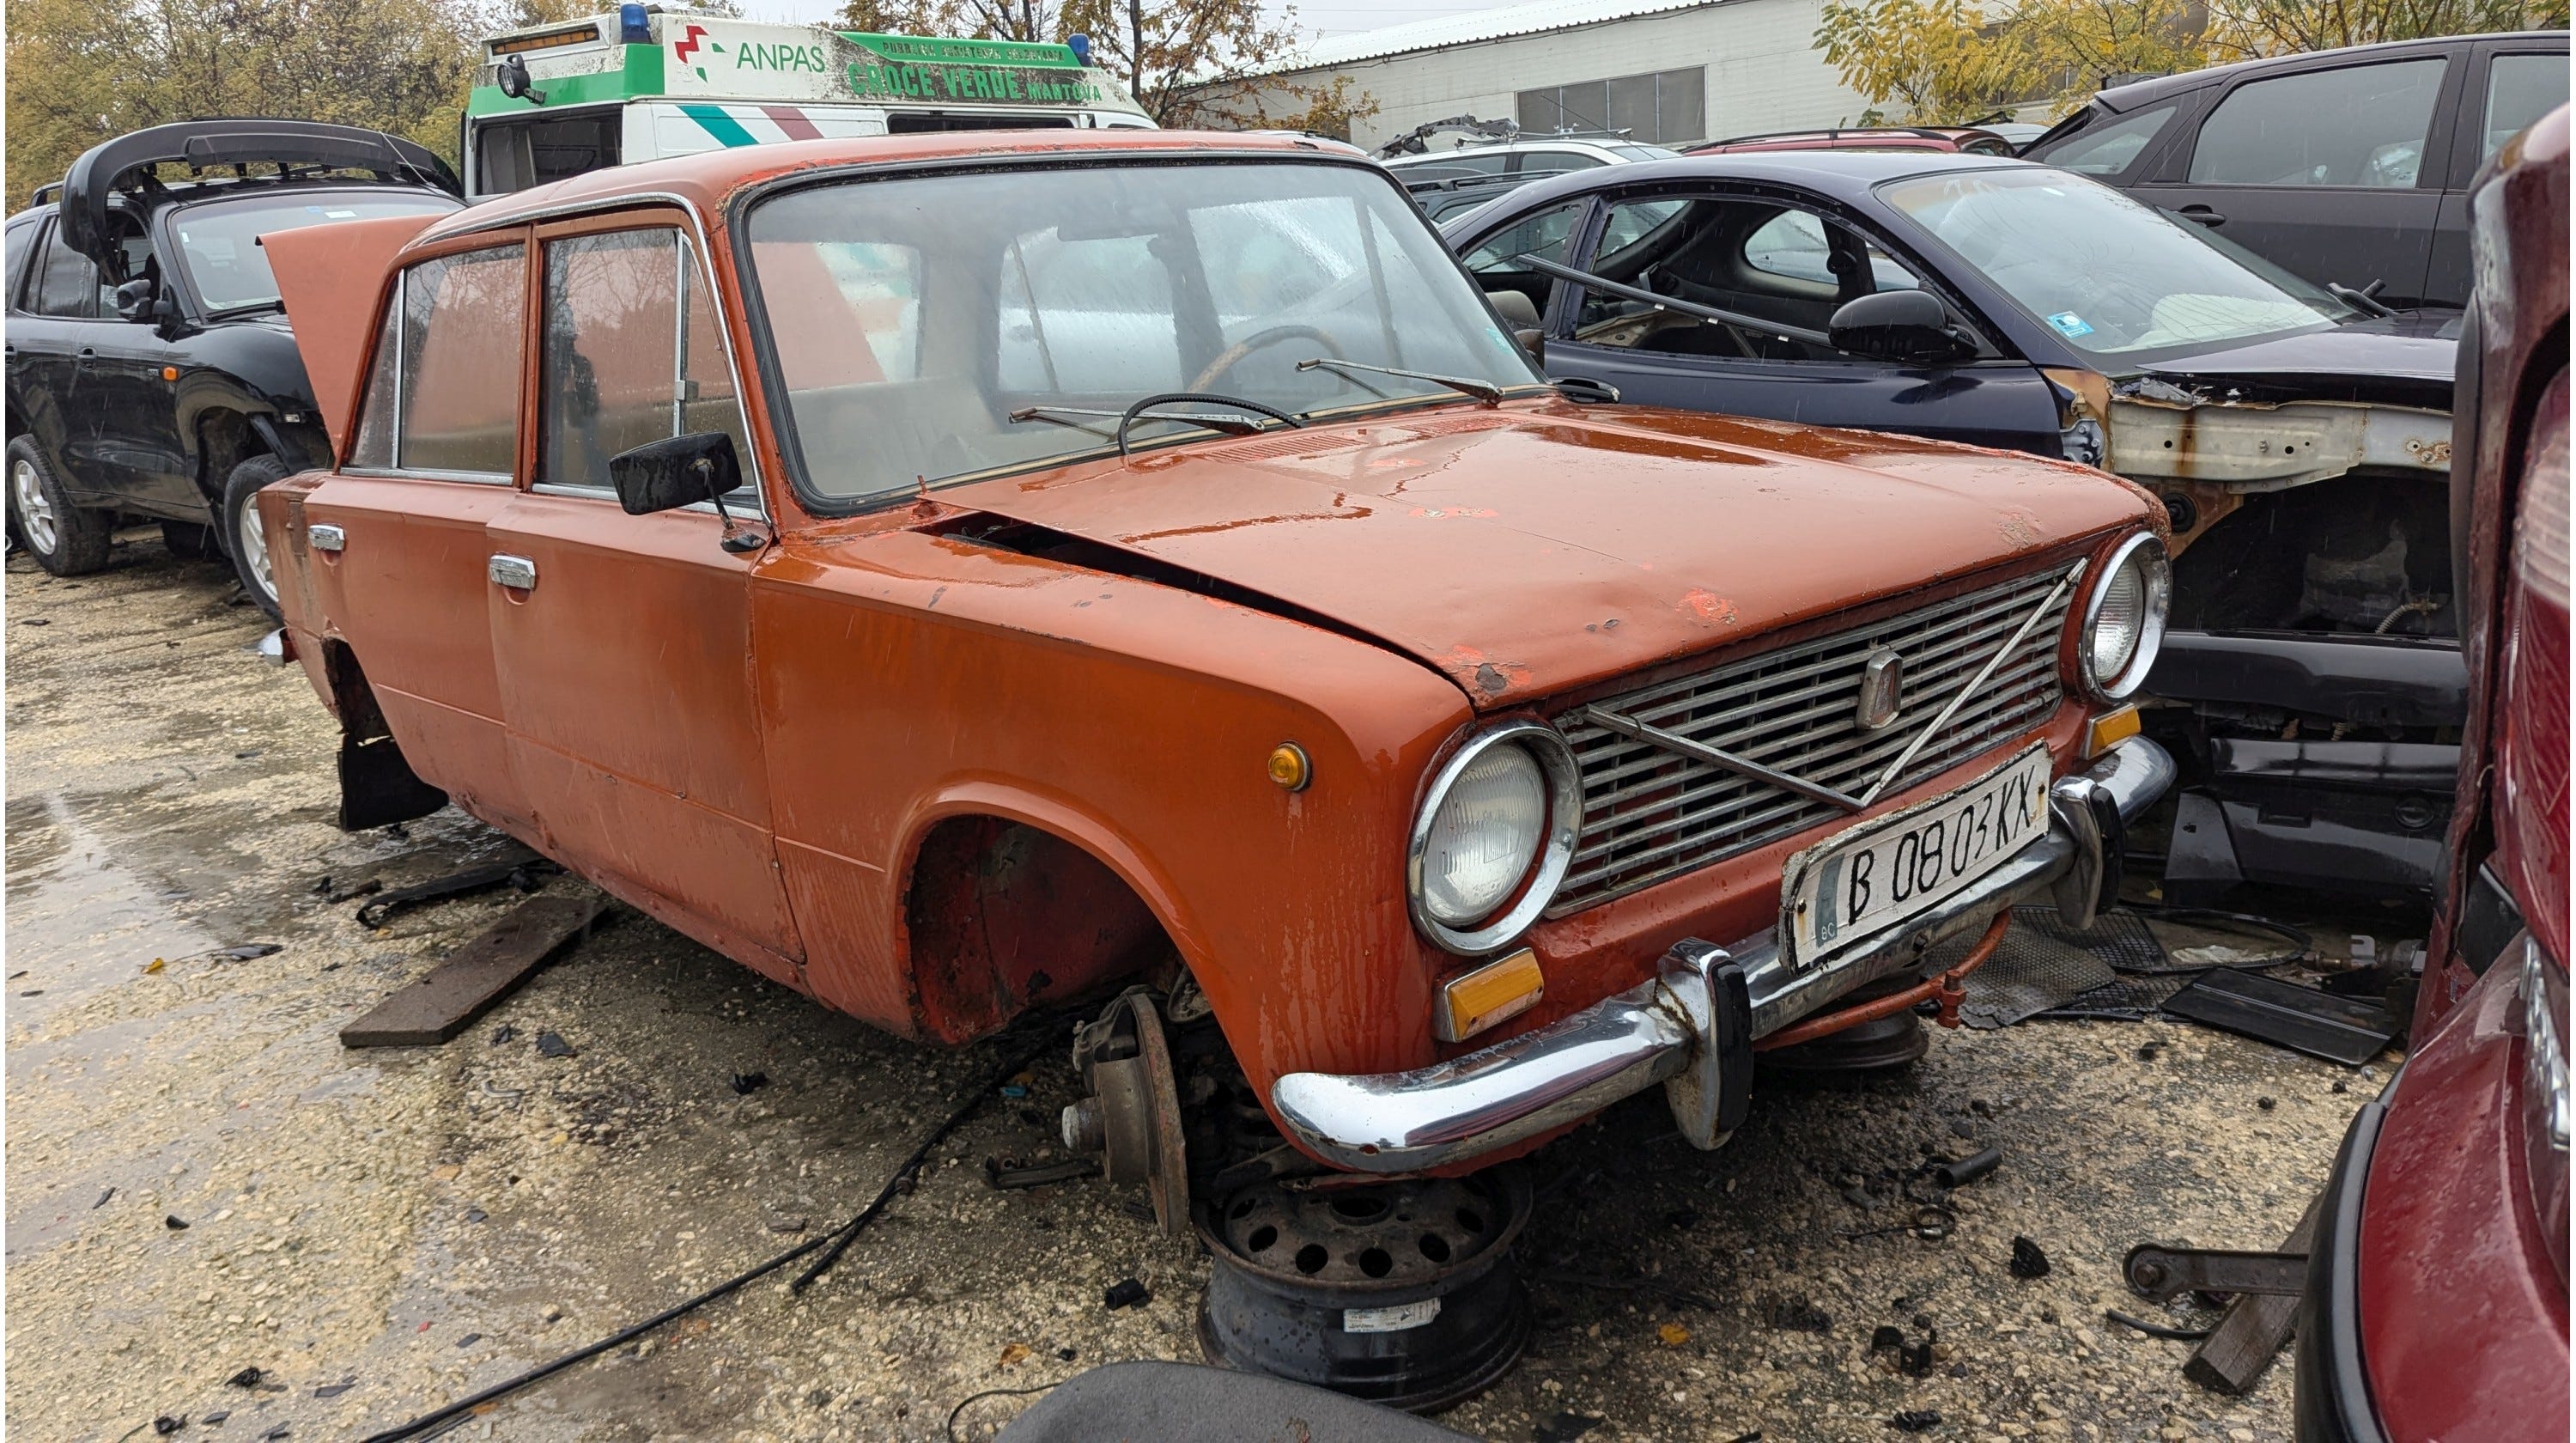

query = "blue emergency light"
[1067,32,1091,64]
[619,3,652,44]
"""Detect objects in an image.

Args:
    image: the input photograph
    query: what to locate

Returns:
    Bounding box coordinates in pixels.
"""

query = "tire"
[221,453,289,621]
[6,435,112,575]
[161,520,220,560]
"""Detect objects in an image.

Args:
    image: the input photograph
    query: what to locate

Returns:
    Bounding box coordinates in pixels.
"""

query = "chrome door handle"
[307,523,345,552]
[488,554,537,589]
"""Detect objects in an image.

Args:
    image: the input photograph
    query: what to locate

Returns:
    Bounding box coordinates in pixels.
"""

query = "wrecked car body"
[1443,153,2462,904]
[256,131,2172,1221]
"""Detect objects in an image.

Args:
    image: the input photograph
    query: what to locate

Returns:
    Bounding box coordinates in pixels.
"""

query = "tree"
[1814,0,2566,124]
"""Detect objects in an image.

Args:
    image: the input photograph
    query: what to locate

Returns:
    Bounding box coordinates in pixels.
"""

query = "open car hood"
[265,212,444,464]
[941,404,2148,708]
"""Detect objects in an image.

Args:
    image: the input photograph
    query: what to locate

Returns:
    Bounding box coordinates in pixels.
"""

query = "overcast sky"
[739,0,1522,43]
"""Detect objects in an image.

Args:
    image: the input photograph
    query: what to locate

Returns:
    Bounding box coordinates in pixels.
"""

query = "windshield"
[1876,166,2349,364]
[171,191,456,313]
[745,161,1541,504]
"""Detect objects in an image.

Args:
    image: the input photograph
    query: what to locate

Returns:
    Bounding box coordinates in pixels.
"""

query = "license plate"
[1781,745,2052,974]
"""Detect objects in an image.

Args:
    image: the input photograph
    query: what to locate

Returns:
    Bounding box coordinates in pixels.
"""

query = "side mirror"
[609,431,739,515]
[114,278,156,322]
[1828,289,1974,364]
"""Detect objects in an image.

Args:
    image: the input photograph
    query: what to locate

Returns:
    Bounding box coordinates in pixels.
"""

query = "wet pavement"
[8,535,2409,1442]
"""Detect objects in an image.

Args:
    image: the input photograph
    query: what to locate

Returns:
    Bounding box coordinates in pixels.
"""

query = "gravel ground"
[6,536,2408,1442]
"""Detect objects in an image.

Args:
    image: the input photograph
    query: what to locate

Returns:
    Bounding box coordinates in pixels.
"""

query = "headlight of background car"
[2080,533,2172,700]
[1408,720,1583,955]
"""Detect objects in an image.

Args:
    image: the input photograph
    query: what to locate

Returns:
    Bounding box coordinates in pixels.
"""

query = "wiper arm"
[1295,356,1504,407]
[2326,280,2396,320]
[1512,253,1836,350]
[1009,400,1291,448]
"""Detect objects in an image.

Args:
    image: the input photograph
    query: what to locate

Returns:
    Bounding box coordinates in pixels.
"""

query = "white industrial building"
[1238,0,1882,153]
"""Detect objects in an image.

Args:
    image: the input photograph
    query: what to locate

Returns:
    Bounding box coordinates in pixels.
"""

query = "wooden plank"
[2184,1189,2324,1395]
[339,892,609,1048]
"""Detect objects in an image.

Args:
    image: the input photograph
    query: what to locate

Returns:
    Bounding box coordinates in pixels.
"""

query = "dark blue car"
[1443,149,2468,909]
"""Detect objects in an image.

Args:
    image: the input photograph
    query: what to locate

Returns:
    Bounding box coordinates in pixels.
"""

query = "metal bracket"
[1656,941,1753,1149]
[2123,1242,2309,1303]
[2047,775,2123,930]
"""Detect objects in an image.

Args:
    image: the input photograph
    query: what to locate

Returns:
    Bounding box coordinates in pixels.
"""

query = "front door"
[1514,189,2063,453]
[484,216,800,978]
[2134,51,2462,309]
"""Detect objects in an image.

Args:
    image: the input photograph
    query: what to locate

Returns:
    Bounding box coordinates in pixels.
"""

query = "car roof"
[1449,149,2032,227]
[418,129,1348,245]
[9,174,445,228]
[2093,29,2567,112]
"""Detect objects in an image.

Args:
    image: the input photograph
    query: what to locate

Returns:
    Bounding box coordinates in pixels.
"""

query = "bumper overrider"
[1274,737,2175,1172]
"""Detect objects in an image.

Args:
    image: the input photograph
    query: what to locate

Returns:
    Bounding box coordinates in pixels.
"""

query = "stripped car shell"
[253,130,2172,1178]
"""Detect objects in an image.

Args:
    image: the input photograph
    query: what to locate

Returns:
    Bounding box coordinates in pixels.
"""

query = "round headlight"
[1408,721,1583,955]
[2081,533,2172,700]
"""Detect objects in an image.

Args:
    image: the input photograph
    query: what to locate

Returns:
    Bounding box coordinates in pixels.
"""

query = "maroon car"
[2293,102,2568,1443]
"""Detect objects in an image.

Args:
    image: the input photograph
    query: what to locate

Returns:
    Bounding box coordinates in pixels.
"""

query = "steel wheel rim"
[236,495,274,600]
[12,457,58,553]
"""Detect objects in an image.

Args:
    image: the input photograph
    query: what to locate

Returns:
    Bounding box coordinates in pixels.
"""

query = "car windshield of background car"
[745,161,1544,504]
[1878,167,2346,364]
[172,192,457,314]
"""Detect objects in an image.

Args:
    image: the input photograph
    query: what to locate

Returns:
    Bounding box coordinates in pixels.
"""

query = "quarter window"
[540,228,752,497]
[2026,103,2178,179]
[32,222,102,319]
[2186,59,2448,188]
[349,245,526,475]
[2482,54,2570,161]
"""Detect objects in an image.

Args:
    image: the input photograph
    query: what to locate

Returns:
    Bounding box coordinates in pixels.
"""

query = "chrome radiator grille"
[1550,565,2075,915]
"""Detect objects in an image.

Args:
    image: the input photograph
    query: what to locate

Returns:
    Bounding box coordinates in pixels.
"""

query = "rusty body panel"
[259,131,2160,1166]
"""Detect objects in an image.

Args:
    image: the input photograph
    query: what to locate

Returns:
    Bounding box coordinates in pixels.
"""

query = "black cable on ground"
[361,1032,1060,1443]
[2105,1308,2217,1342]
[945,1379,1072,1441]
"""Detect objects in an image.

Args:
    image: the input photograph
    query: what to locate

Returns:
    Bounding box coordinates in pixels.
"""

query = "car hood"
[941,403,2148,708]
[2134,314,2458,410]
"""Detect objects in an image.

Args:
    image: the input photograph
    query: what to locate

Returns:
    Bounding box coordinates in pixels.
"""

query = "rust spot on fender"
[1680,589,1739,626]
[1996,507,2047,547]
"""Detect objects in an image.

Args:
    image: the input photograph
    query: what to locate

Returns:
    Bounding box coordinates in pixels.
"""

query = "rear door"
[300,237,537,831]
[2135,47,2464,307]
[1534,186,2063,452]
[482,212,800,978]
[2424,40,2570,307]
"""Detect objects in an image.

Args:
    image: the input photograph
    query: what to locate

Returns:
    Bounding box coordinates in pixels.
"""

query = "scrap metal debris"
[535,1032,576,1059]
[983,1156,1101,1190]
[355,855,561,929]
[1887,1409,1943,1433]
[1102,1278,1150,1311]
[2009,1237,2051,1279]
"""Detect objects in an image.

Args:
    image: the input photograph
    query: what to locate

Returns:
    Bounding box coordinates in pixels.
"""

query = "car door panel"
[1545,344,2064,452]
[2137,51,2463,308]
[81,319,199,518]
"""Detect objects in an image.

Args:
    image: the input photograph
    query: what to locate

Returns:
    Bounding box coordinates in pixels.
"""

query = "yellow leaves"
[1657,1322,1690,1347]
[145,958,166,974]
[998,1342,1031,1367]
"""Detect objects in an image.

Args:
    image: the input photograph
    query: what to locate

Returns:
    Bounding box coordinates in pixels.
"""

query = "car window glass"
[2483,54,2571,161]
[1516,151,1604,177]
[541,229,753,499]
[6,221,40,309]
[477,113,622,196]
[2186,59,2446,187]
[349,288,400,469]
[33,222,102,318]
[398,245,525,474]
[2026,104,2175,178]
[172,192,453,314]
[1578,195,1923,361]
[999,230,1183,392]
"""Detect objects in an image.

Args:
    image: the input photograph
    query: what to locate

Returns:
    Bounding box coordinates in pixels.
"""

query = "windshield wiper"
[2326,279,2397,320]
[1008,392,1304,457]
[1294,357,1504,407]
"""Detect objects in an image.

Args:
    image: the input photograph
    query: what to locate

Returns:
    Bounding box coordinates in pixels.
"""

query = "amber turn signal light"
[1267,742,1310,792]
[2085,703,2142,758]
[1434,947,1544,1043]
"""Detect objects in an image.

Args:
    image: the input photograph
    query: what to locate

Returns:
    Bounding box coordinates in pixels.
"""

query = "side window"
[2026,103,2177,179]
[1461,199,1587,323]
[351,245,525,475]
[1577,196,1923,360]
[2185,59,2448,187]
[1514,150,1605,178]
[477,113,622,197]
[541,229,752,496]
[33,221,102,319]
[3,220,38,309]
[998,230,1182,392]
[2482,53,2571,162]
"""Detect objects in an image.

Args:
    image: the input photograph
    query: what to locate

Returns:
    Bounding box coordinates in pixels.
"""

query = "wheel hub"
[13,458,58,553]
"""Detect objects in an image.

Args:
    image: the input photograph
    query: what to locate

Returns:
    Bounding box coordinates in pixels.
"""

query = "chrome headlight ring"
[1406,719,1584,956]
[2079,532,2172,701]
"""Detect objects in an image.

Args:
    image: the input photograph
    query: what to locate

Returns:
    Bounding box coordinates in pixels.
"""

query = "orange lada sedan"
[258,131,2174,1212]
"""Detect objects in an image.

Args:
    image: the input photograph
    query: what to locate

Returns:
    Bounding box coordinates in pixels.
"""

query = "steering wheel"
[1188,324,1343,393]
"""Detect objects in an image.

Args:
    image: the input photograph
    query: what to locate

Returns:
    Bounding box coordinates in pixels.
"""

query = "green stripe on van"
[678,103,761,147]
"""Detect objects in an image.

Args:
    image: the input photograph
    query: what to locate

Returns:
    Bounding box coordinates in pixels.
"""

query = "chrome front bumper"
[1272,738,2175,1172]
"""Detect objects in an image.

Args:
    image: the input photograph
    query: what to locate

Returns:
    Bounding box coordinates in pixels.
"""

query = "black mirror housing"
[609,431,741,516]
[1829,289,1974,364]
[114,277,156,322]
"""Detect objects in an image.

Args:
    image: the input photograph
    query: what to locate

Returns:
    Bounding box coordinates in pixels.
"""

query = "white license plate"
[1781,745,2052,974]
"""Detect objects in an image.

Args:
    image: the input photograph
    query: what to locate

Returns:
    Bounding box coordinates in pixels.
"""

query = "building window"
[1517,68,1704,145]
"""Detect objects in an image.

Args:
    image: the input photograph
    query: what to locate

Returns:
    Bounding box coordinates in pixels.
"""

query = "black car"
[2021,32,2567,310]
[1443,149,2466,907]
[3,120,460,614]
